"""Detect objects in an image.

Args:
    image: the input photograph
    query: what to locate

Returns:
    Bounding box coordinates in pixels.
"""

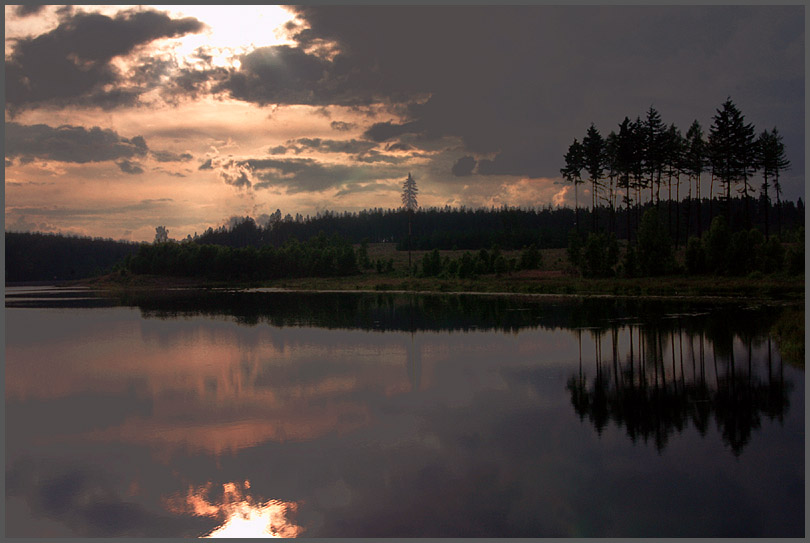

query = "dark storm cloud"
[133,55,176,82]
[268,145,289,155]
[222,169,251,189]
[162,66,229,103]
[5,8,205,111]
[205,158,253,189]
[354,150,417,164]
[151,150,194,163]
[5,123,148,164]
[155,169,188,178]
[385,142,414,152]
[476,147,546,177]
[213,45,370,107]
[451,156,477,177]
[245,157,399,193]
[14,5,46,17]
[281,5,803,183]
[331,121,356,132]
[363,121,422,143]
[289,138,377,155]
[334,181,393,197]
[116,159,144,175]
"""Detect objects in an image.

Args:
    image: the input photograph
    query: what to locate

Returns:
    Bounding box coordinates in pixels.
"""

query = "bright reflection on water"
[165,481,302,538]
[4,288,804,538]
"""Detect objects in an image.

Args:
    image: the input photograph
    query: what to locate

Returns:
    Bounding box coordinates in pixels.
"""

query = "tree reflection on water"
[113,289,797,455]
[567,322,791,455]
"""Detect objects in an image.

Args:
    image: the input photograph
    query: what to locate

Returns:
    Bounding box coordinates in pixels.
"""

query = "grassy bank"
[269,273,803,299]
[79,268,804,301]
[67,243,803,301]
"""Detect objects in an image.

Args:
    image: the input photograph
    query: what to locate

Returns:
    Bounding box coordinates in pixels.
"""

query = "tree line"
[122,231,360,281]
[562,98,793,245]
[192,205,576,250]
[5,197,803,283]
[5,231,141,283]
[120,233,543,282]
[174,197,803,253]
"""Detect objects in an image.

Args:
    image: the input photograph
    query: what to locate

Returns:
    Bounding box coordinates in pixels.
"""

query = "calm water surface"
[5,287,804,537]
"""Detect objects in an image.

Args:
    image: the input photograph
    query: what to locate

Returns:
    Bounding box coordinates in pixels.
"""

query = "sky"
[4,4,805,242]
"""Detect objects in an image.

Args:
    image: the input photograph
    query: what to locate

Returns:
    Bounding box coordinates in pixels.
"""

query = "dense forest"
[5,232,141,283]
[189,197,803,251]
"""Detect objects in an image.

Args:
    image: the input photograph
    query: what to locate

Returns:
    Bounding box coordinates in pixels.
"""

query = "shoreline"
[40,271,804,304]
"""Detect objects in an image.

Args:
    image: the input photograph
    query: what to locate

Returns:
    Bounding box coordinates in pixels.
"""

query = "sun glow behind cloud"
[157,5,298,67]
[5,5,298,68]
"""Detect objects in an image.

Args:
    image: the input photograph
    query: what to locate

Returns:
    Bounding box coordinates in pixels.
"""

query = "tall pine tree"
[561,138,585,234]
[582,123,605,233]
[401,172,419,273]
[708,97,755,228]
[685,120,707,237]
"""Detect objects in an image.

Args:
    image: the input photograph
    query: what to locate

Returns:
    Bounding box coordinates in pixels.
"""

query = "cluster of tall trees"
[561,98,792,245]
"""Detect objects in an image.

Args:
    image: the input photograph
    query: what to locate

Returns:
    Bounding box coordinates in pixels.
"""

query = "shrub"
[478,248,491,273]
[358,239,372,269]
[684,236,706,275]
[727,230,752,276]
[636,208,674,276]
[786,243,804,275]
[422,248,442,277]
[703,215,731,275]
[493,254,507,276]
[622,244,638,278]
[567,230,584,268]
[458,251,476,278]
[756,235,784,274]
[519,244,542,270]
[580,232,619,278]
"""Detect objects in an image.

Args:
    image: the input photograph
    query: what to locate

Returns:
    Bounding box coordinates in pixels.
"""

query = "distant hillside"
[5,232,142,283]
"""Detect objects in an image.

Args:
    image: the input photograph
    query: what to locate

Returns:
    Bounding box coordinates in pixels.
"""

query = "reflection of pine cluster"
[566,323,792,456]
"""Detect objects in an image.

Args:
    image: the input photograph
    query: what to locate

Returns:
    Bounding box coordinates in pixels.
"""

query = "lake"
[5,287,804,537]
